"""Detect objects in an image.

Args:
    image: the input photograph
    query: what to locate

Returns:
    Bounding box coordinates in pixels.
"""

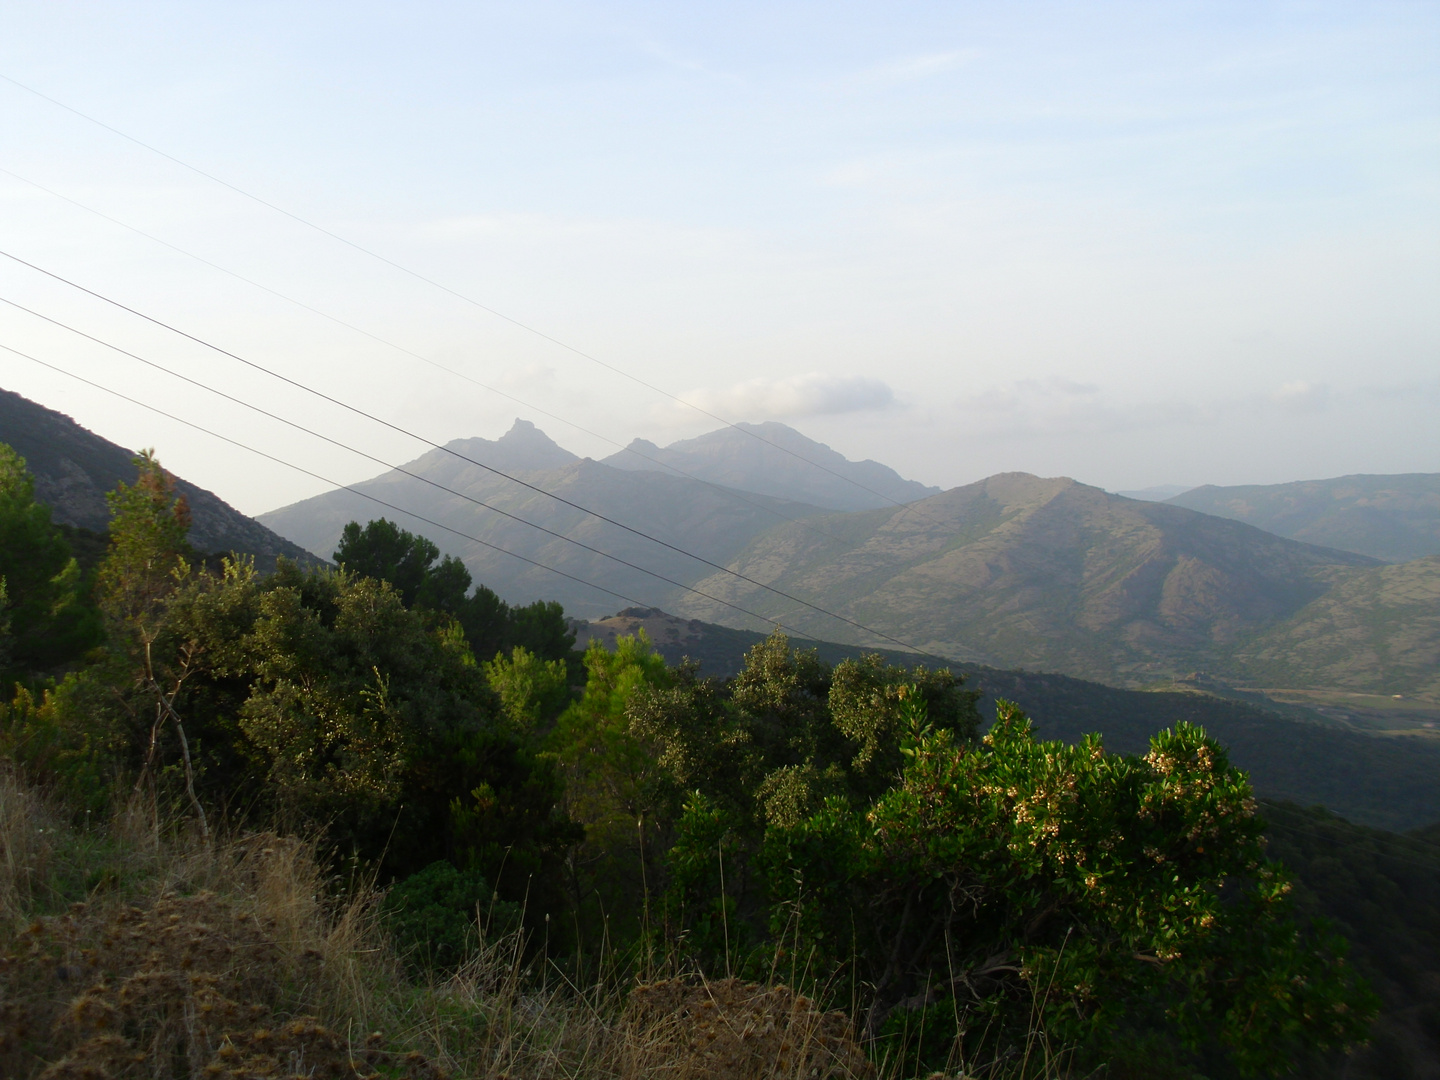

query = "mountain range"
[257,417,1437,700]
[258,419,831,616]
[4,384,1432,703]
[1166,474,1440,563]
[6,385,1440,827]
[679,471,1392,680]
[601,420,939,511]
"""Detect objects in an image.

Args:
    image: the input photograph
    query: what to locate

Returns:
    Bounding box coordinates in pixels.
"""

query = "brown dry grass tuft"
[0,765,57,923]
[0,840,443,1079]
[618,977,874,1080]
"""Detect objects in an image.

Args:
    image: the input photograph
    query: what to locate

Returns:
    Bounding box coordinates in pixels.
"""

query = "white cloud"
[1271,380,1331,414]
[671,372,896,422]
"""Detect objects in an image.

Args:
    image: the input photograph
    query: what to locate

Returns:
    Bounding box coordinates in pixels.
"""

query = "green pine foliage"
[333,517,575,665]
[0,444,102,677]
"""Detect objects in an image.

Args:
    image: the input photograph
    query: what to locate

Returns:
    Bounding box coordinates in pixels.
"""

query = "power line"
[0,252,931,650]
[0,299,822,637]
[0,164,852,547]
[15,332,1434,865]
[1,340,705,618]
[0,282,926,652]
[0,70,931,517]
[0,250,875,626]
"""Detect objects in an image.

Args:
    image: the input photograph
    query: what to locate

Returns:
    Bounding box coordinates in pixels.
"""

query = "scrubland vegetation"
[0,446,1385,1077]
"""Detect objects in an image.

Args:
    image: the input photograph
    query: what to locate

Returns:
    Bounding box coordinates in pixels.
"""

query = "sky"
[0,1,1436,516]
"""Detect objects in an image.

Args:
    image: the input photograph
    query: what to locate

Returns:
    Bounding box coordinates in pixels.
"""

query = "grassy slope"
[1230,556,1440,700]
[679,473,1380,685]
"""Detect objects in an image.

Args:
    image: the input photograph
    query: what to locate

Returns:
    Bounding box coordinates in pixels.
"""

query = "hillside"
[1168,473,1440,562]
[1260,802,1440,1078]
[602,420,939,511]
[679,472,1381,684]
[257,419,831,618]
[0,387,315,569]
[1229,556,1440,699]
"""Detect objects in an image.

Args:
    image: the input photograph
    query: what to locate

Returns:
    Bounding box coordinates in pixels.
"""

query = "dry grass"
[0,769,1059,1080]
[619,977,873,1079]
[0,764,57,924]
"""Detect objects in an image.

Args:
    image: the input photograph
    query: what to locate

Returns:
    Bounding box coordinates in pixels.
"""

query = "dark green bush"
[382,860,520,972]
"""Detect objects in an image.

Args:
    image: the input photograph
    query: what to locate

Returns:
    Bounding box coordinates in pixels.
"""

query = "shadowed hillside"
[258,419,831,618]
[572,606,1440,833]
[0,387,315,569]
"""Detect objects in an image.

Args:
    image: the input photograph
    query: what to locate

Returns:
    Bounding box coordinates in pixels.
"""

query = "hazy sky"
[1,1,1436,515]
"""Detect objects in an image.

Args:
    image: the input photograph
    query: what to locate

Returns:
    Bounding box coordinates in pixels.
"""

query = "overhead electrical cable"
[0,252,930,647]
[0,297,822,636]
[9,356,1433,874]
[0,71,932,517]
[0,281,929,652]
[0,164,854,546]
[0,340,658,611]
[0,267,909,646]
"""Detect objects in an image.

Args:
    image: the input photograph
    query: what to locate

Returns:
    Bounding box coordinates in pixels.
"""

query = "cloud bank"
[675,372,896,421]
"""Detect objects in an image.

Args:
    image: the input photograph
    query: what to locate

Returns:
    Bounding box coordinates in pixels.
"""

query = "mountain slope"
[602,420,939,511]
[0,387,314,568]
[677,472,1381,684]
[1167,473,1440,562]
[258,420,830,618]
[1229,556,1440,699]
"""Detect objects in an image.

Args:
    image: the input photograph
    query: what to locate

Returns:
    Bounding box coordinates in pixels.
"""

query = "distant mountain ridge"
[257,418,833,614]
[0,387,315,569]
[680,471,1388,685]
[255,418,1437,698]
[1167,473,1440,563]
[443,419,581,474]
[603,420,940,511]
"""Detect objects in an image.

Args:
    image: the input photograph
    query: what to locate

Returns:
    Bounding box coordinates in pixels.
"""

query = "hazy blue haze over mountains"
[602,420,940,511]
[8,388,1440,829]
[680,472,1388,683]
[254,417,1439,697]
[8,385,1427,700]
[257,418,834,617]
[1167,474,1440,563]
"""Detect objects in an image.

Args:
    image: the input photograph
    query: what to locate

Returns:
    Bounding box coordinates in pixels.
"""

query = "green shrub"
[383,860,519,972]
